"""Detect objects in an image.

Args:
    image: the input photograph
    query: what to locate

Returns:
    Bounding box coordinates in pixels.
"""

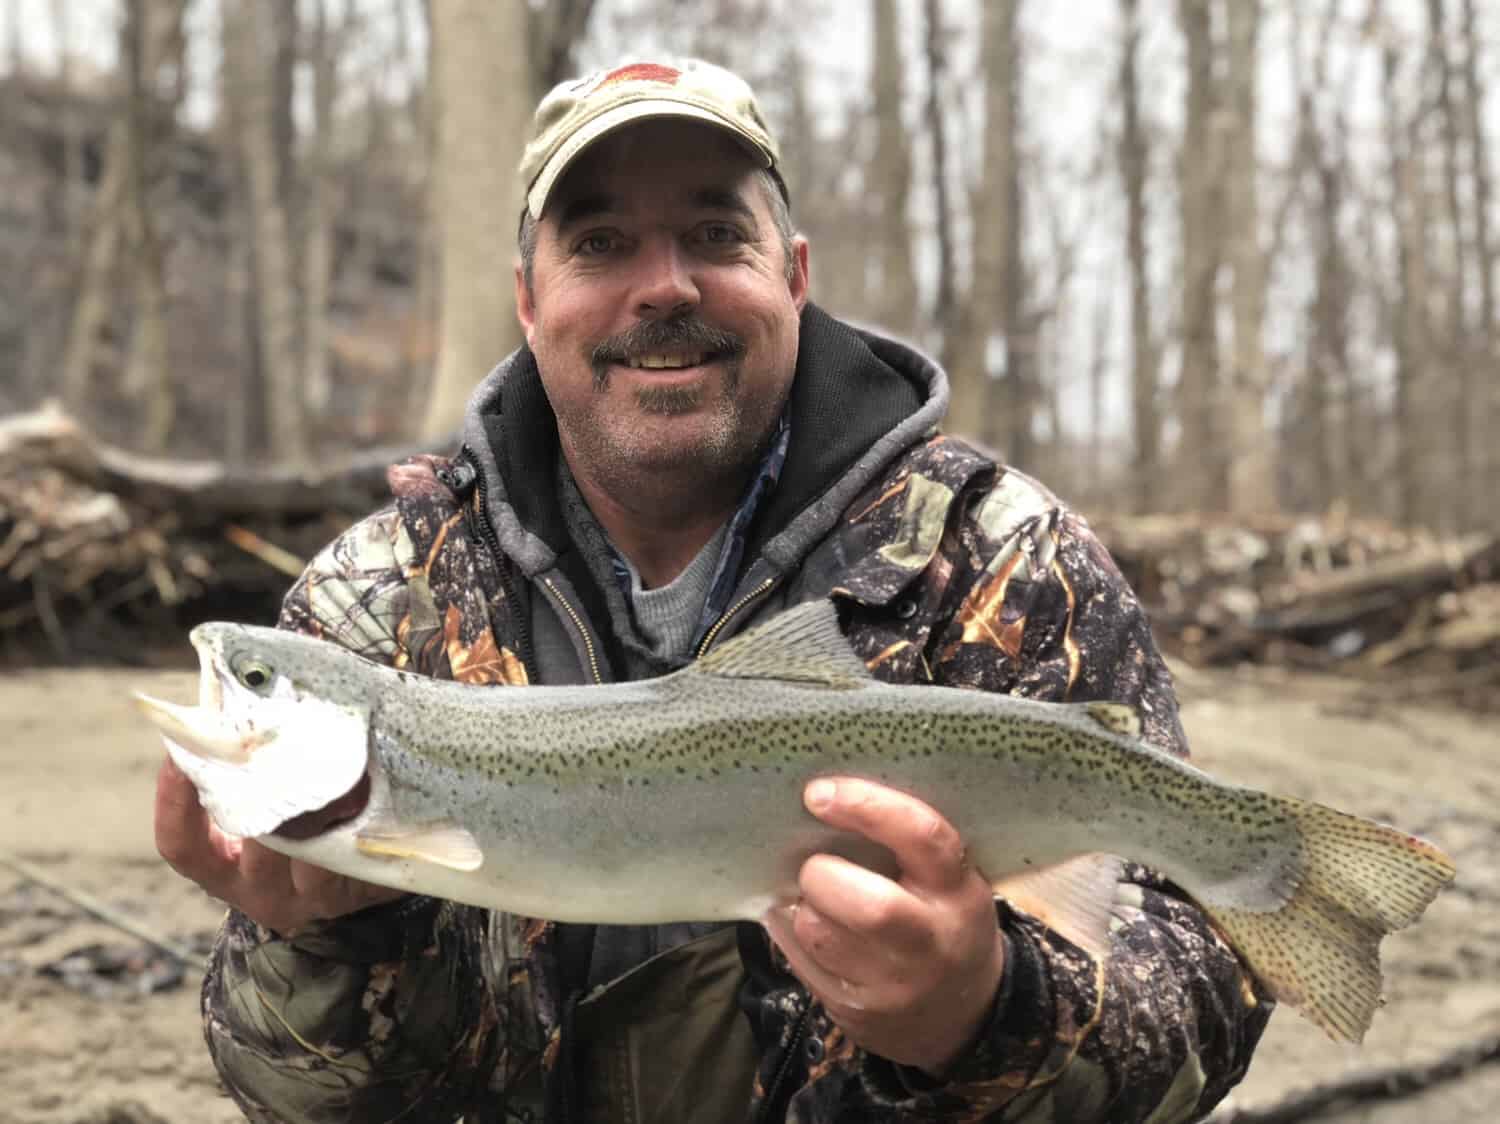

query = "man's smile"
[625,351,709,369]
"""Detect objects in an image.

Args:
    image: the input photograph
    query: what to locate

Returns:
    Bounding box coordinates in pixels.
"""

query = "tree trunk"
[982,0,1029,463]
[948,0,1022,453]
[1284,0,1348,515]
[121,0,186,452]
[1087,263,1113,503]
[1459,0,1497,530]
[49,0,85,245]
[302,0,339,419]
[1176,0,1225,511]
[222,0,307,463]
[1309,147,1353,515]
[1224,0,1274,515]
[1119,0,1158,513]
[58,88,129,408]
[527,0,597,102]
[422,0,530,441]
[1426,0,1469,533]
[871,0,919,340]
[58,134,126,409]
[57,0,176,419]
[1382,25,1431,528]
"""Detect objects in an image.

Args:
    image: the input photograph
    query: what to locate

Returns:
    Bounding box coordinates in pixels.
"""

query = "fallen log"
[1259,534,1500,627]
[1,402,451,517]
[0,405,450,660]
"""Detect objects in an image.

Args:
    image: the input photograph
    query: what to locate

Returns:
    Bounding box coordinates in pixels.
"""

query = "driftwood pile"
[4,404,1498,710]
[1093,511,1500,710]
[0,405,422,663]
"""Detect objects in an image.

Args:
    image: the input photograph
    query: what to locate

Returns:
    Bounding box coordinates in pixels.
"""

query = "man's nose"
[632,236,700,320]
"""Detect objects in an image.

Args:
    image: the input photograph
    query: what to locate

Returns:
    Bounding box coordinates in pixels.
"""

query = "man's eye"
[577,233,616,255]
[700,223,744,245]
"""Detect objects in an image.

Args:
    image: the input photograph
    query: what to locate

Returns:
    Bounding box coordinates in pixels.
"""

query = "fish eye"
[233,658,274,691]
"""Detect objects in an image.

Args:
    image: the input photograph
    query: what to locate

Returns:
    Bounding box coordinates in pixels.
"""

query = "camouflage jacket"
[200,306,1271,1123]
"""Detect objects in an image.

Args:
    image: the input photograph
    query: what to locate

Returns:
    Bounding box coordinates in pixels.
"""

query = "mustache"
[590,316,745,378]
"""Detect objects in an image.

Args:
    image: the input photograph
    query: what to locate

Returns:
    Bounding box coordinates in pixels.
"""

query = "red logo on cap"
[600,63,681,87]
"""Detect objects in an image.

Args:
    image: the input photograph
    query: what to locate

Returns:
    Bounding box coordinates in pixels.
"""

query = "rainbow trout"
[137,599,1455,1043]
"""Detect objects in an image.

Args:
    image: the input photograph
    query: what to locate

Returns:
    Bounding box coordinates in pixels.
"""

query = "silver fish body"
[359,668,1298,924]
[138,599,1456,1043]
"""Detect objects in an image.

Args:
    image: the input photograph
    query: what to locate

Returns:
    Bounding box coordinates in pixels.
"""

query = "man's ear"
[789,236,810,312]
[514,259,536,344]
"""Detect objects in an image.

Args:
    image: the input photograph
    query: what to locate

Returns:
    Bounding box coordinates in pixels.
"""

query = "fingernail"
[805,778,836,811]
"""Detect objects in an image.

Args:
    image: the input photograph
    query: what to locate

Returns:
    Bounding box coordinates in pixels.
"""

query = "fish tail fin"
[1203,797,1455,1043]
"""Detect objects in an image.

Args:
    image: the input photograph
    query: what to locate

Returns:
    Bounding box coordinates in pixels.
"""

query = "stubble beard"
[590,356,752,477]
[563,316,785,503]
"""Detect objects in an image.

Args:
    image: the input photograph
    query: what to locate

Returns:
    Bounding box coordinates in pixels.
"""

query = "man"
[156,59,1270,1122]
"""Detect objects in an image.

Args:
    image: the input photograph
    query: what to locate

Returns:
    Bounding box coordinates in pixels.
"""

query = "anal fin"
[355,823,484,872]
[991,852,1126,961]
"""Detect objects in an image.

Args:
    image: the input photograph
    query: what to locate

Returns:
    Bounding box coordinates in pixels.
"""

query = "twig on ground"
[0,852,199,965]
[223,522,306,578]
[1204,1031,1500,1122]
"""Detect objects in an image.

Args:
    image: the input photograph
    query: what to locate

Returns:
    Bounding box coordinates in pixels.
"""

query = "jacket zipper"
[541,577,603,685]
[756,998,811,1124]
[695,578,776,659]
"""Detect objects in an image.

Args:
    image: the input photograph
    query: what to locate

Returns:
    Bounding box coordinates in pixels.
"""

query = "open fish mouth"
[272,773,372,840]
[134,671,373,841]
[133,692,276,765]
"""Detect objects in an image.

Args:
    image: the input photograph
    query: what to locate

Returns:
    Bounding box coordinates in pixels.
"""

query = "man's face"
[516,121,809,492]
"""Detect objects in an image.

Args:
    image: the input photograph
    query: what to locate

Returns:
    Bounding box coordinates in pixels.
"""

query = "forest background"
[3,0,1494,534]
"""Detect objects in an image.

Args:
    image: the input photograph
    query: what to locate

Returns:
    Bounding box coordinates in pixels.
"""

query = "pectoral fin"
[990,852,1126,961]
[355,824,484,872]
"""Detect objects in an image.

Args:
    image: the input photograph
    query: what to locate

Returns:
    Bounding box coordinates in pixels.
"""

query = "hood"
[459,303,950,579]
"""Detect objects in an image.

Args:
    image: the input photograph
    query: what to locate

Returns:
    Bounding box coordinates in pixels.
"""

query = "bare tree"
[1119,0,1157,513]
[222,0,307,462]
[1224,0,1274,514]
[119,0,187,451]
[58,0,180,425]
[528,0,597,102]
[1459,0,1497,527]
[1175,0,1225,511]
[49,0,84,244]
[942,5,981,436]
[778,41,868,321]
[1424,0,1470,532]
[301,0,343,419]
[1293,0,1355,516]
[947,0,1025,457]
[422,0,530,440]
[1380,5,1432,528]
[870,0,919,339]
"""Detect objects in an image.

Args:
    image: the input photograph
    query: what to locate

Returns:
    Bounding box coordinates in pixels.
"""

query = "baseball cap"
[518,58,785,220]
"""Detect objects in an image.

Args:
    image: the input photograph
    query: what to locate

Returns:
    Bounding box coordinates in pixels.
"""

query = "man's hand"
[155,757,405,936]
[763,777,1006,1077]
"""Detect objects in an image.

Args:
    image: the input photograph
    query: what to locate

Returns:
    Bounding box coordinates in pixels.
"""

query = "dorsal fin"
[691,600,873,689]
[1083,701,1143,738]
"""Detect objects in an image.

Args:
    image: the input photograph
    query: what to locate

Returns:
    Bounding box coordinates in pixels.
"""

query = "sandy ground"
[0,663,1495,1124]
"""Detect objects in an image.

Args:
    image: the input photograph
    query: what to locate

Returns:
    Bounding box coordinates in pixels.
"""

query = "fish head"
[136,624,378,841]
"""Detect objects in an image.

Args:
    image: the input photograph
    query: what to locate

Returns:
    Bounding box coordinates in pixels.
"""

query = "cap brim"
[526,99,775,219]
